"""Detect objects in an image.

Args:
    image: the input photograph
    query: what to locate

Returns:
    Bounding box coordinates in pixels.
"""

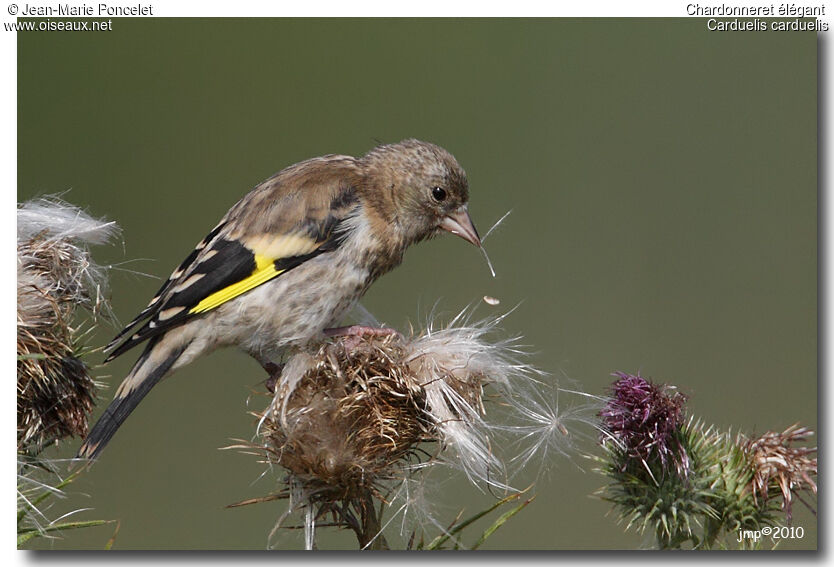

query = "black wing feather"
[104,210,354,362]
[104,222,227,354]
[104,237,260,361]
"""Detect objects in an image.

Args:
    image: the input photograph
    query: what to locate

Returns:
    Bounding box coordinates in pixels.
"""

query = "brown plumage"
[78,139,481,460]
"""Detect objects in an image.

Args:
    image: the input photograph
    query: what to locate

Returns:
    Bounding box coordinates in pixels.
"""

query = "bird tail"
[77,336,187,461]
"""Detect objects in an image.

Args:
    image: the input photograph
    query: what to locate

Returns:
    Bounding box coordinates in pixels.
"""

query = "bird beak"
[439,207,481,247]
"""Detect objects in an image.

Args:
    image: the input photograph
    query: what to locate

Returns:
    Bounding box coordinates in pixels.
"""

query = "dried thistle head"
[599,372,688,475]
[242,310,558,548]
[261,335,430,504]
[744,424,817,522]
[17,197,118,452]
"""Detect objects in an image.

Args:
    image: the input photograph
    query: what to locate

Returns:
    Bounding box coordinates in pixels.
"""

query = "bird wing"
[104,156,362,362]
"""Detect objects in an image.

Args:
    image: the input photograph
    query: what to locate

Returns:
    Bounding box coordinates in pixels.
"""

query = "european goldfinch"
[78,139,481,460]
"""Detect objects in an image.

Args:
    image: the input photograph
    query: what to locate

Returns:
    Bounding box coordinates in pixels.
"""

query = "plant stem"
[355,492,388,550]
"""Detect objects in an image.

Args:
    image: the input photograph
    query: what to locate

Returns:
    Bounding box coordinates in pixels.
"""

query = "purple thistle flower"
[600,372,688,475]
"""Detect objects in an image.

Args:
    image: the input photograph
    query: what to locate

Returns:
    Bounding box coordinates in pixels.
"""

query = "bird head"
[360,139,481,249]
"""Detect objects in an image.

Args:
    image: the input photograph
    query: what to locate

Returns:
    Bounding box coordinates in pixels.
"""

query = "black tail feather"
[77,339,184,461]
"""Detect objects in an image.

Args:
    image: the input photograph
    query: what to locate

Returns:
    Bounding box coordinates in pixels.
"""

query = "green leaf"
[104,521,121,550]
[425,488,531,550]
[18,520,110,547]
[18,472,76,526]
[17,353,47,361]
[471,495,536,550]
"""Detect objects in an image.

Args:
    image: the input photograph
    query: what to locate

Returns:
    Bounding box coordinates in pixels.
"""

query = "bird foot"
[324,325,402,350]
[261,361,284,394]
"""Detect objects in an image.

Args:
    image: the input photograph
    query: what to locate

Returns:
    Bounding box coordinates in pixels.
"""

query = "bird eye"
[432,186,447,202]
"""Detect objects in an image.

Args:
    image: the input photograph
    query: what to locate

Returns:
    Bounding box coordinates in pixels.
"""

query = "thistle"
[595,372,817,550]
[17,196,118,451]
[744,424,817,523]
[233,310,590,549]
[600,372,688,477]
[17,196,118,546]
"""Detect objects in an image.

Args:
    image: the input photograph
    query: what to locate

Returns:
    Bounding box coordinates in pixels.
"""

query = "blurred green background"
[18,19,817,550]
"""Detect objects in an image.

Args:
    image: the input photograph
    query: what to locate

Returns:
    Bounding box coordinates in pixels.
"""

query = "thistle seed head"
[17,197,118,451]
[744,424,817,522]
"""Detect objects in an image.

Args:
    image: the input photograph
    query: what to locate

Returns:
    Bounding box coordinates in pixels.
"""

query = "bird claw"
[261,361,283,394]
[323,325,402,351]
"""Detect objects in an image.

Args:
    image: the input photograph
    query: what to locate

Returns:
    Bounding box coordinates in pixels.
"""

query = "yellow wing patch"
[187,233,323,316]
[189,254,283,315]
